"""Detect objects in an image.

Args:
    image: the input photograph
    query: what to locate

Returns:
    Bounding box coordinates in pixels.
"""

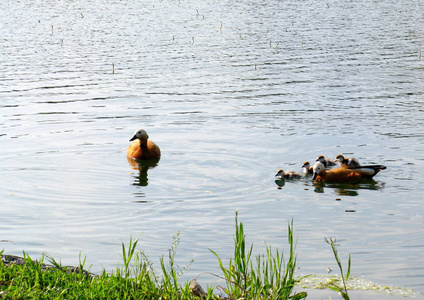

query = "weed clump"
[209,212,306,299]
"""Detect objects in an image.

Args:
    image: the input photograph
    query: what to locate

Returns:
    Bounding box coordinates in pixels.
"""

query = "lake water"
[1,0,423,298]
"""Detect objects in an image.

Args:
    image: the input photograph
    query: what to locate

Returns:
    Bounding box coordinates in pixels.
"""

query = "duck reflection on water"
[127,157,160,187]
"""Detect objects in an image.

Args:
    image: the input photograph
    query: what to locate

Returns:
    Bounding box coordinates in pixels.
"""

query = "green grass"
[0,213,352,299]
[209,212,306,299]
[0,234,195,299]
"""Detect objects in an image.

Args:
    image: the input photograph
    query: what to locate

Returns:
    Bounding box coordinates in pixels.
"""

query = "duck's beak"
[129,135,137,142]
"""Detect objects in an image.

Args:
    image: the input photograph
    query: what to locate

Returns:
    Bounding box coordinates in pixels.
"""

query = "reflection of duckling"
[127,129,161,160]
[275,169,302,179]
[335,154,361,168]
[275,178,285,188]
[301,161,313,175]
[312,162,362,183]
[316,155,336,167]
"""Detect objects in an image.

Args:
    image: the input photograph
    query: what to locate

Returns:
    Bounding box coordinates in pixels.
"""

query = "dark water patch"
[37,111,79,115]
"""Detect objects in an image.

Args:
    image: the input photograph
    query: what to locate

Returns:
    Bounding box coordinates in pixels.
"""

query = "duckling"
[335,154,361,168]
[127,129,161,160]
[275,169,302,179]
[301,161,313,175]
[316,155,336,168]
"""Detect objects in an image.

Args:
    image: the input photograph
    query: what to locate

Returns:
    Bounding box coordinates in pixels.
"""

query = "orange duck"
[335,154,386,179]
[312,162,362,183]
[127,129,161,160]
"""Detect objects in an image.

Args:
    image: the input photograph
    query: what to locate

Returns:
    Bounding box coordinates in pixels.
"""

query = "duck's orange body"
[313,162,362,183]
[127,129,161,160]
[335,154,386,178]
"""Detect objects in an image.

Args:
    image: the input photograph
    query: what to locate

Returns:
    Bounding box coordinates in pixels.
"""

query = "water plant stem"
[324,237,351,300]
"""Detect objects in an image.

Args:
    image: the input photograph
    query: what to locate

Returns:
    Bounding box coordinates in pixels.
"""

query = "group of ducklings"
[276,155,386,184]
[126,129,387,185]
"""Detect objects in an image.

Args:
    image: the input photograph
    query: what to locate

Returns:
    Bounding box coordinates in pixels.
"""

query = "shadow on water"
[275,177,385,196]
[313,179,385,195]
[274,178,286,188]
[127,157,160,187]
[274,177,309,189]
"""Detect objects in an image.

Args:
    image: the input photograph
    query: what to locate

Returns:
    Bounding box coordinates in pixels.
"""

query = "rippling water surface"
[1,0,423,297]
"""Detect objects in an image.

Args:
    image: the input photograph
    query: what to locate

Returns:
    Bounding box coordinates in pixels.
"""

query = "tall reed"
[210,212,307,299]
[325,237,351,300]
